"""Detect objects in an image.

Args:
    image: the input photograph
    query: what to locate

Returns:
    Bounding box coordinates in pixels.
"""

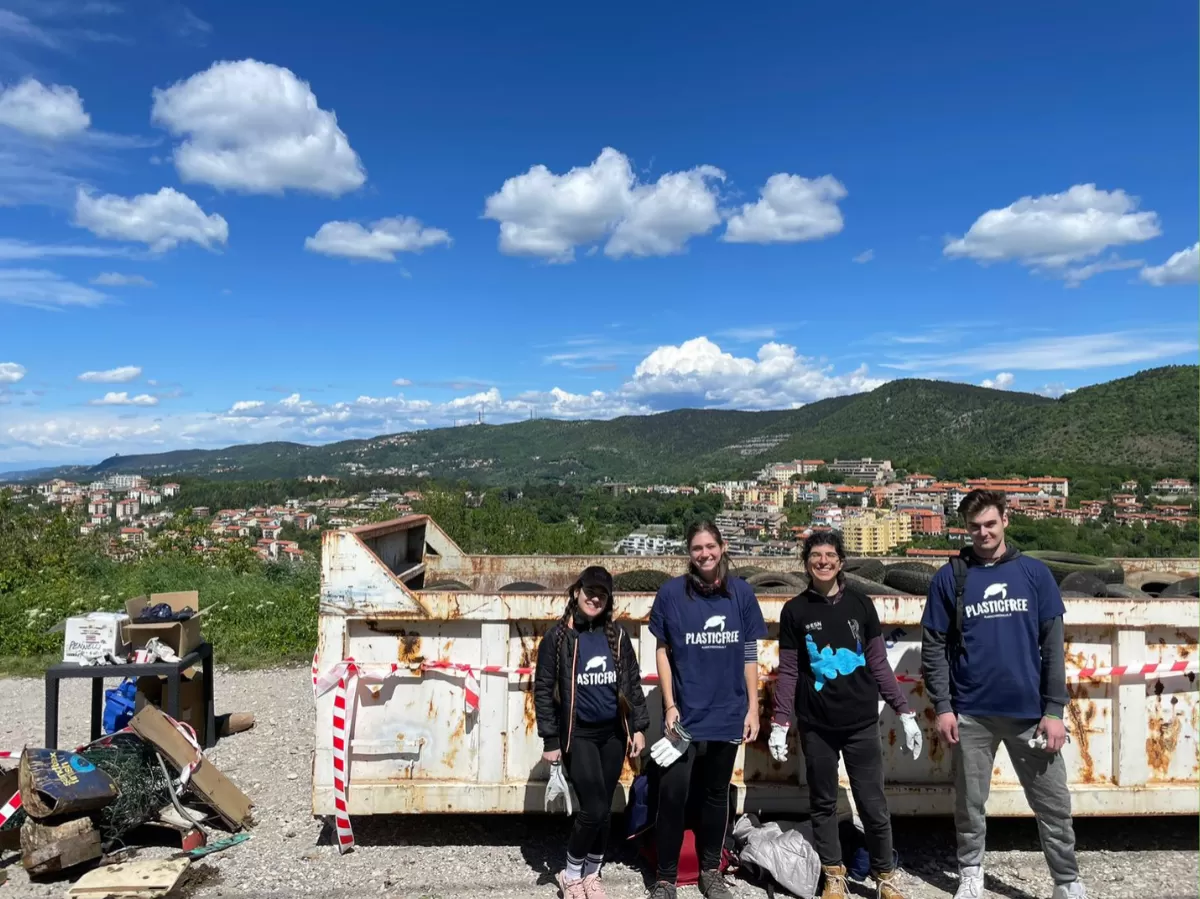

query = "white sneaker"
[953,866,984,899]
[1051,882,1087,899]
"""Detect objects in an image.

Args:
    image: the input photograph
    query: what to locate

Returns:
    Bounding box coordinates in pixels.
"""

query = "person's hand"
[664,705,680,735]
[900,712,923,759]
[542,749,561,763]
[743,708,760,743]
[937,712,959,746]
[768,723,788,762]
[1036,716,1067,753]
[629,732,645,758]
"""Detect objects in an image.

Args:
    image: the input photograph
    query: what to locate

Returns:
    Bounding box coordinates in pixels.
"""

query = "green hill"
[15,365,1199,485]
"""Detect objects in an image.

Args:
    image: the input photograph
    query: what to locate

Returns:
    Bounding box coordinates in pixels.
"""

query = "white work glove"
[650,721,692,769]
[768,723,789,763]
[900,712,923,759]
[544,761,573,814]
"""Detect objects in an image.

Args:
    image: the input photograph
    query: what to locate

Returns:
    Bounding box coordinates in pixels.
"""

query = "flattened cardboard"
[129,706,251,830]
[123,591,202,656]
[65,857,189,898]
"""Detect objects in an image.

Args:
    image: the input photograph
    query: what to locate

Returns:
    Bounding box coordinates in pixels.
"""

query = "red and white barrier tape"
[311,650,1196,853]
[0,788,20,830]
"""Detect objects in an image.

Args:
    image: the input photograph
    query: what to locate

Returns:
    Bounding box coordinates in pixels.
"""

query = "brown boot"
[218,712,256,736]
[821,865,847,899]
[875,868,907,899]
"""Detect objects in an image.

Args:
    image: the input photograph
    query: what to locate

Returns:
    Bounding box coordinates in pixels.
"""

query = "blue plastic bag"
[103,678,138,734]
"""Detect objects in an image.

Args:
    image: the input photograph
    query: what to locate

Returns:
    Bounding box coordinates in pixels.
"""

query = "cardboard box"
[123,591,202,656]
[130,706,252,830]
[63,612,130,663]
[135,667,207,746]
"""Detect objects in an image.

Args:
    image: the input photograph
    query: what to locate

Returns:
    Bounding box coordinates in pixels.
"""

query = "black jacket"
[534,619,650,752]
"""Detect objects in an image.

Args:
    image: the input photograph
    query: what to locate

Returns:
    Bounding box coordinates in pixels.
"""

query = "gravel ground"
[1,667,1195,899]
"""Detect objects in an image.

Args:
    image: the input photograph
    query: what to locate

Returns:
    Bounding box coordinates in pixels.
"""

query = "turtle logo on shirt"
[983,583,1007,601]
[704,615,726,631]
[965,582,1028,619]
[577,654,617,686]
[805,634,865,692]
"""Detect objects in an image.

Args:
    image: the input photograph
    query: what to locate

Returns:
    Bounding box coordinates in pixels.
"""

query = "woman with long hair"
[646,521,767,899]
[769,530,923,899]
[535,565,649,899]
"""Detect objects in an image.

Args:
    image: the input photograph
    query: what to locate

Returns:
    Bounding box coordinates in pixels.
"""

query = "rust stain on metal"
[993,767,1001,776]
[928,734,944,765]
[444,713,466,771]
[923,707,935,723]
[1065,691,1096,785]
[396,629,425,666]
[1146,712,1182,780]
[911,681,925,699]
[888,729,896,747]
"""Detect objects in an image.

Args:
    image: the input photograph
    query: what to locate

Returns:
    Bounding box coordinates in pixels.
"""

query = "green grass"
[0,555,318,673]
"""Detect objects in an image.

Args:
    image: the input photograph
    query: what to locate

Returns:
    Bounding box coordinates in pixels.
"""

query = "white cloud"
[944,184,1161,269]
[722,174,846,244]
[74,186,228,252]
[1140,243,1200,286]
[89,391,157,406]
[852,249,874,264]
[980,372,1015,389]
[1037,383,1076,399]
[78,365,141,383]
[392,378,412,386]
[151,59,366,196]
[1062,256,1142,288]
[0,269,106,309]
[0,239,122,261]
[0,78,90,139]
[305,216,451,262]
[0,362,26,384]
[90,272,153,287]
[883,329,1198,373]
[0,10,58,48]
[625,336,884,410]
[0,337,886,461]
[483,147,724,262]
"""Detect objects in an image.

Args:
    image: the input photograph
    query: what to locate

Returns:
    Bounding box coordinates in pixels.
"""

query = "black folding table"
[44,642,215,749]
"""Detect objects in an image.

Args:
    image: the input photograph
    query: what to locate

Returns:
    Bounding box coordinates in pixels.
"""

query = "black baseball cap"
[578,565,613,598]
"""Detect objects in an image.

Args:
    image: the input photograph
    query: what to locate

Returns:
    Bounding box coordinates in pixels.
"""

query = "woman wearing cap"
[535,565,650,899]
[769,530,923,899]
[646,521,767,899]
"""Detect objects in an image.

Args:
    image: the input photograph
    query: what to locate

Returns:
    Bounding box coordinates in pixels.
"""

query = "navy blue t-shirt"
[922,553,1064,719]
[573,628,619,723]
[649,575,768,742]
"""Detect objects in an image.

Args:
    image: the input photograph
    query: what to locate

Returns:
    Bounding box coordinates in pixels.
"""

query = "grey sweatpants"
[955,714,1079,884]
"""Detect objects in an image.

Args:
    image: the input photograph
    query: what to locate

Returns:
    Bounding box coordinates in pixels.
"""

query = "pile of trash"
[0,705,254,894]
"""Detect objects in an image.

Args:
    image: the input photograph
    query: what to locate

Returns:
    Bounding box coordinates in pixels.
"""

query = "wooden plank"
[65,858,189,898]
[21,816,101,876]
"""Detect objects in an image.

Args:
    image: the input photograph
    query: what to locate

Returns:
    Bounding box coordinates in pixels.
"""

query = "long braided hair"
[554,572,621,682]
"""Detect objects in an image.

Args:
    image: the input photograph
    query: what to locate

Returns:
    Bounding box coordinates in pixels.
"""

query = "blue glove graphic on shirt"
[805,634,865,691]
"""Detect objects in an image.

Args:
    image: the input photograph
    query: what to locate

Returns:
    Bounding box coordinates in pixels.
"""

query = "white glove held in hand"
[544,761,573,814]
[900,711,923,759]
[768,723,789,762]
[650,722,692,768]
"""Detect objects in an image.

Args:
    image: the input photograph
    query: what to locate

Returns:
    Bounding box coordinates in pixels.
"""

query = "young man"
[921,489,1085,899]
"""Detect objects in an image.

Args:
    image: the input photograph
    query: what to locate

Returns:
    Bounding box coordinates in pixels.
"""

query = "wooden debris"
[20,816,101,876]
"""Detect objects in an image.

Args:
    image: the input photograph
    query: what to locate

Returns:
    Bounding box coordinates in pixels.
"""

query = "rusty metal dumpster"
[313,515,1199,820]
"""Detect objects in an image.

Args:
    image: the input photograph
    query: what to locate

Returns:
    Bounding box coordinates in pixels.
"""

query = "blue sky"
[0,0,1197,466]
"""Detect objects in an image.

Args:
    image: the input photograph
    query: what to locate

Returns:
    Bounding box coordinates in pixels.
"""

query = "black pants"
[800,723,893,873]
[655,740,738,882]
[564,721,626,861]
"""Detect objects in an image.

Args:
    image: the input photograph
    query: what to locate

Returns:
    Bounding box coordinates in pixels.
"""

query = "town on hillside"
[9,458,1196,563]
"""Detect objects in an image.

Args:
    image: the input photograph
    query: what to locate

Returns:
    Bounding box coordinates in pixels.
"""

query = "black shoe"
[648,881,677,899]
[699,869,734,899]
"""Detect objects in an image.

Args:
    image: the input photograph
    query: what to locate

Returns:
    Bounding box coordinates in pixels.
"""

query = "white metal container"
[314,516,1200,818]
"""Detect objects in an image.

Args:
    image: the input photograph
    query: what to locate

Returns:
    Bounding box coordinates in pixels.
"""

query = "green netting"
[0,734,172,843]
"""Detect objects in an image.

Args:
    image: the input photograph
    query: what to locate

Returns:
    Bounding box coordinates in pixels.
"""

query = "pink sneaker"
[581,873,607,899]
[556,871,587,899]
